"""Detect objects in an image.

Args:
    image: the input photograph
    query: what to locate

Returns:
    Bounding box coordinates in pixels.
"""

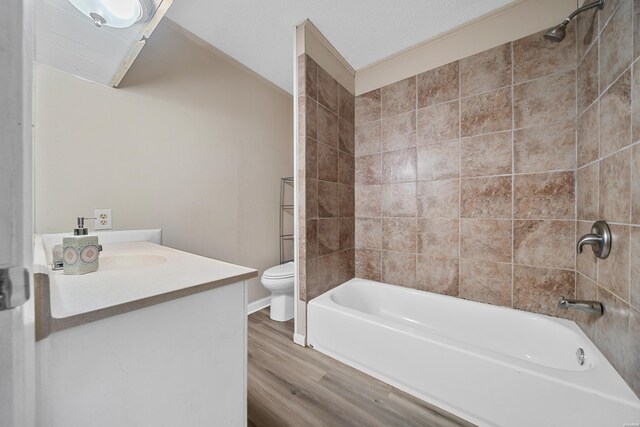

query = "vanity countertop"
[47,241,257,319]
[33,233,257,339]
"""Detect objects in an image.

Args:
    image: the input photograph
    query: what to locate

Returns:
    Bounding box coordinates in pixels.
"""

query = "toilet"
[261,261,295,321]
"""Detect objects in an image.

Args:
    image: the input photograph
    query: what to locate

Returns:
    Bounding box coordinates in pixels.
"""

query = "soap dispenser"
[62,217,101,275]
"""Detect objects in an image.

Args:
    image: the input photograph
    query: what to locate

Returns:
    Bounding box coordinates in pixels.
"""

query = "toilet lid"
[263,262,295,279]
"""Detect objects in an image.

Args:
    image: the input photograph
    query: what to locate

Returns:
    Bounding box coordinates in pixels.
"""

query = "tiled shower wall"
[354,26,578,318]
[574,0,640,395]
[298,54,355,302]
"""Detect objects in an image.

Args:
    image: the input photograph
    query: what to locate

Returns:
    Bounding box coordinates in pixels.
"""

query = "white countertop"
[35,234,256,320]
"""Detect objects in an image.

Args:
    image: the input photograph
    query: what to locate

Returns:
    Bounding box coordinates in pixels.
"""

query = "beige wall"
[34,20,293,303]
[354,0,575,95]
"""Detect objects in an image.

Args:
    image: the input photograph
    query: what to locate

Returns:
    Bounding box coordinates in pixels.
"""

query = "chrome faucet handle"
[576,221,611,259]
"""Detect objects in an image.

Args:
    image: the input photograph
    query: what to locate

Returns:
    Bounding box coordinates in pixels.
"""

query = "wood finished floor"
[247,309,475,427]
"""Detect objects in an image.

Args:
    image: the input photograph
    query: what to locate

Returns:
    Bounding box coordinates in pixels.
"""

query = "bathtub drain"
[576,348,585,366]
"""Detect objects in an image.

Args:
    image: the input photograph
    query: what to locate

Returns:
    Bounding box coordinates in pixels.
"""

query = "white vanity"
[34,230,256,427]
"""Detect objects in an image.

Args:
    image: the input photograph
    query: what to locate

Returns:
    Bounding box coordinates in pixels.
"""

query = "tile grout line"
[511,41,516,309]
[458,59,463,298]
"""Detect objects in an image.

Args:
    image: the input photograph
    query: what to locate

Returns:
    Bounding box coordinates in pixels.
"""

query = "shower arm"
[564,0,605,23]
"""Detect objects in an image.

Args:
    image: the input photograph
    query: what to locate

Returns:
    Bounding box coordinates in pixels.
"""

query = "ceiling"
[167,0,516,94]
[36,0,167,86]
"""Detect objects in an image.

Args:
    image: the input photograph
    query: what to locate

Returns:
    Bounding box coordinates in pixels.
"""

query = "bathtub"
[308,278,640,427]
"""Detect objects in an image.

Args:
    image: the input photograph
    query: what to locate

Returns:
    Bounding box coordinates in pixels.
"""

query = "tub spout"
[558,296,604,317]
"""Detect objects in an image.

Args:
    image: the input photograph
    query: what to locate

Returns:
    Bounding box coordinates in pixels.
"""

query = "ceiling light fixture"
[67,0,147,28]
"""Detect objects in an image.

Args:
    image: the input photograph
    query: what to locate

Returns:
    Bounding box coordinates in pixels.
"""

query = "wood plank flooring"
[247,309,475,427]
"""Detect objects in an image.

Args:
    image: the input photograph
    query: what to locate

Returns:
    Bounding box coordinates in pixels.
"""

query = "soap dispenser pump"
[62,217,101,275]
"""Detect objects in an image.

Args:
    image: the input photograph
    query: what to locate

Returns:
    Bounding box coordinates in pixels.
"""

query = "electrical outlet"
[94,209,112,230]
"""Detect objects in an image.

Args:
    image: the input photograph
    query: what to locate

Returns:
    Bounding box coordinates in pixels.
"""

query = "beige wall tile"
[305,96,317,140]
[416,256,459,296]
[635,0,640,62]
[417,218,459,258]
[306,179,318,219]
[514,24,576,83]
[317,104,339,147]
[514,172,575,219]
[305,137,318,180]
[576,221,598,281]
[460,218,512,263]
[575,273,597,340]
[381,76,416,118]
[460,43,512,97]
[355,185,382,218]
[461,87,512,137]
[598,0,632,94]
[577,102,599,167]
[317,66,339,113]
[514,70,576,129]
[514,220,575,269]
[355,218,382,250]
[381,111,416,151]
[382,251,416,287]
[461,131,512,177]
[318,180,339,217]
[417,61,459,108]
[381,183,417,217]
[599,148,631,223]
[355,249,381,281]
[459,259,512,307]
[338,184,355,217]
[633,61,640,144]
[382,217,417,253]
[339,217,355,250]
[338,84,354,124]
[382,148,417,184]
[577,163,598,221]
[577,43,598,114]
[339,118,355,155]
[513,265,575,319]
[594,288,632,387]
[355,153,382,185]
[355,89,381,125]
[633,144,640,223]
[514,121,575,173]
[597,223,630,300]
[600,69,632,156]
[338,152,355,186]
[461,176,512,219]
[417,179,459,218]
[355,121,381,157]
[306,219,318,259]
[417,140,460,181]
[318,218,340,255]
[317,142,338,182]
[630,227,640,309]
[576,7,598,61]
[417,101,459,144]
[301,54,318,100]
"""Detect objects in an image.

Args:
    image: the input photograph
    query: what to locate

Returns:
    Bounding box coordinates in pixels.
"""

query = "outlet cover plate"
[95,209,112,230]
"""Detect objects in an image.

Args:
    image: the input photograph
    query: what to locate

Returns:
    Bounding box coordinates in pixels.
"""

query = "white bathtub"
[308,278,640,427]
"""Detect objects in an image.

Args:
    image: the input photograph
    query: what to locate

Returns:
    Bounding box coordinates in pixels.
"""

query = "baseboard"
[248,296,271,315]
[293,333,306,347]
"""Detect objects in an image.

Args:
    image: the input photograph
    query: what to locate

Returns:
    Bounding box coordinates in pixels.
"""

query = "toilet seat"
[262,262,294,280]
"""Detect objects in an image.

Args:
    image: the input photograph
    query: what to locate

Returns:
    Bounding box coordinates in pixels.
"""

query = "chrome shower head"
[542,0,605,43]
[543,19,569,42]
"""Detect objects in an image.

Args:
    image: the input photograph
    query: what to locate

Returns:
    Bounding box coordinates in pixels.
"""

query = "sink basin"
[99,253,167,271]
